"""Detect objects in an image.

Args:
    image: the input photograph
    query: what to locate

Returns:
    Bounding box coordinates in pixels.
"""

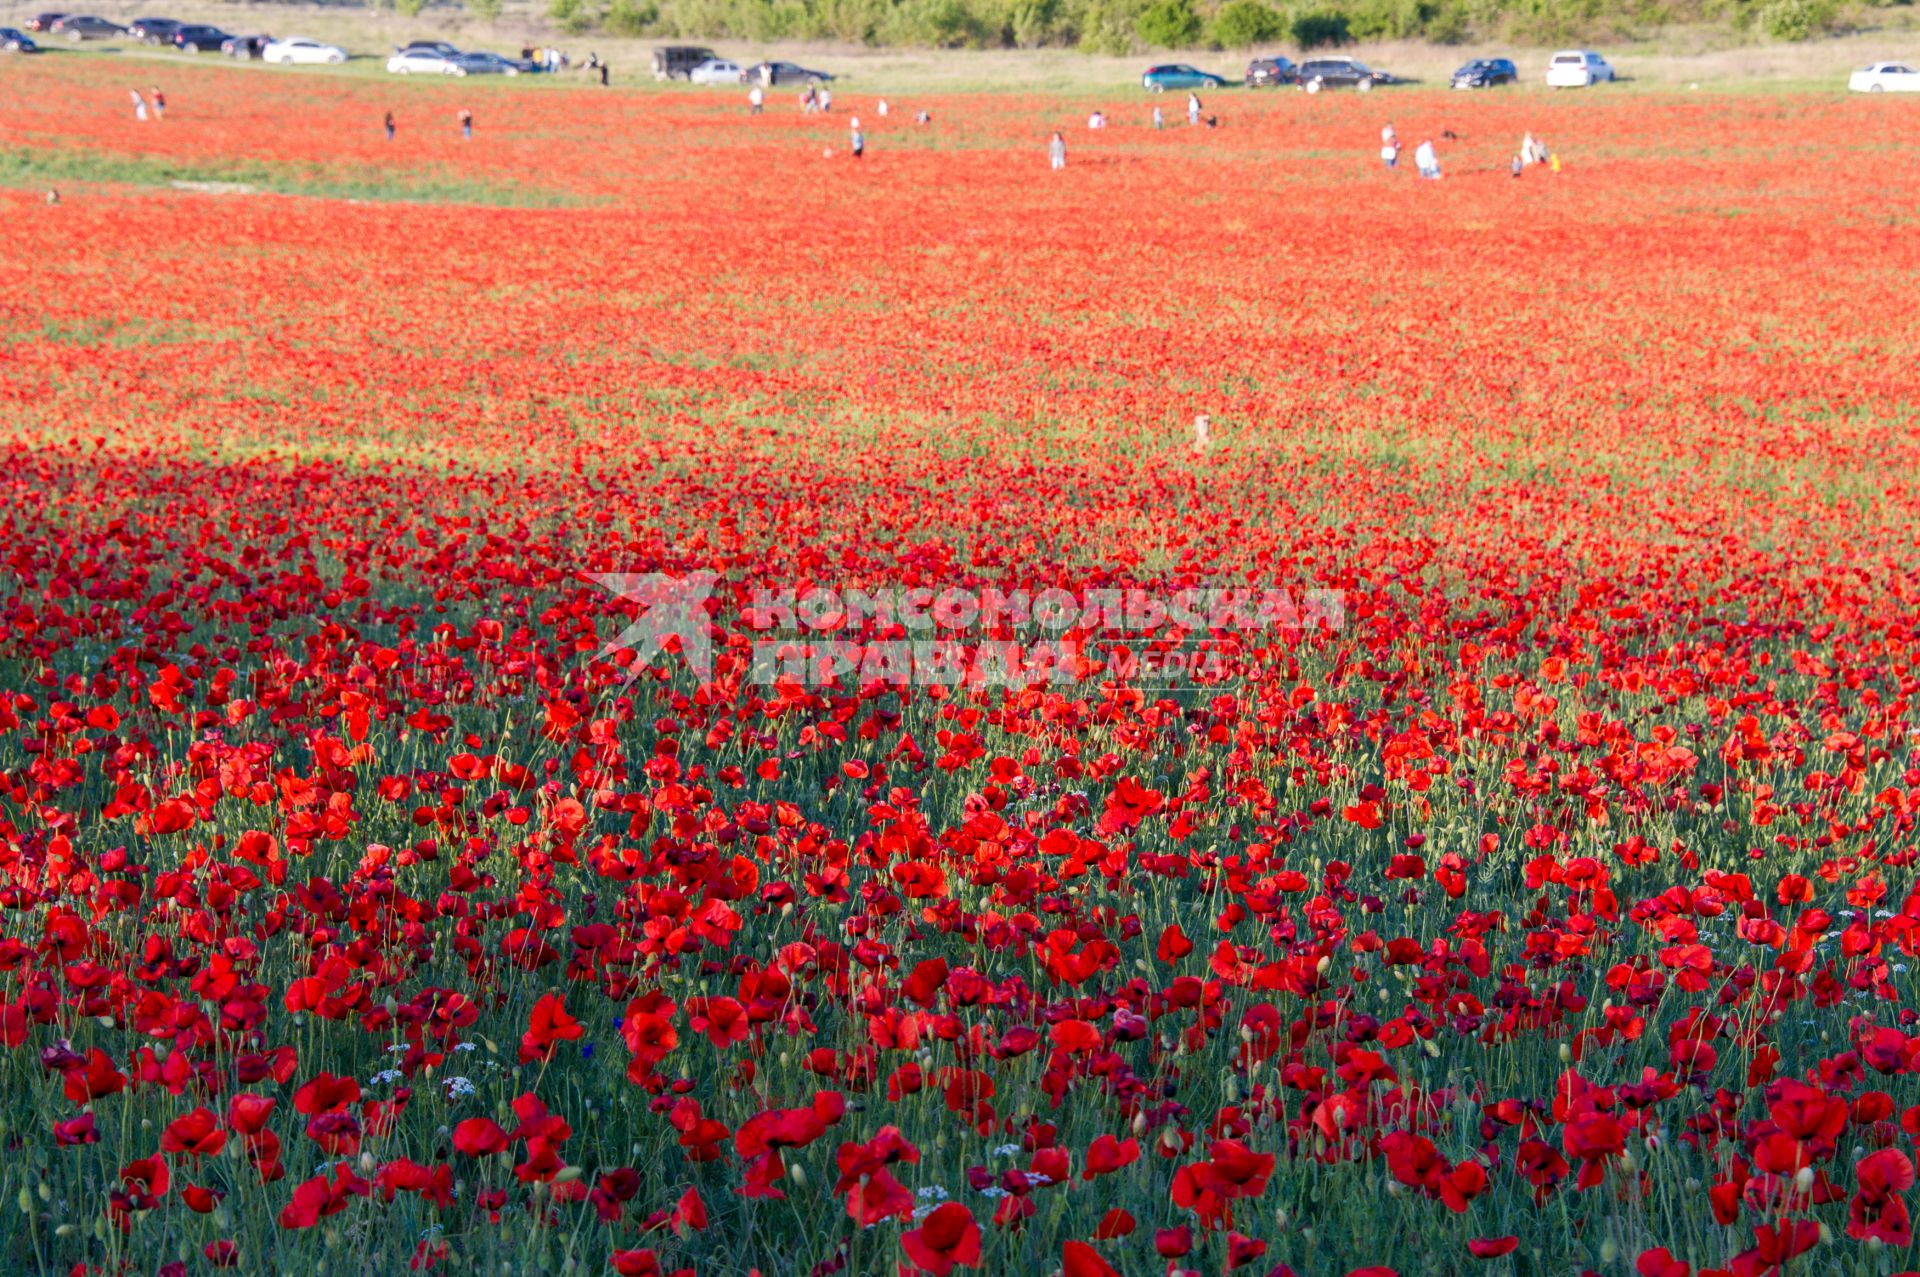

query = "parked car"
[744,60,833,86]
[170,24,231,52]
[222,33,272,58]
[448,51,527,75]
[386,48,460,74]
[1546,49,1614,87]
[688,57,743,85]
[1142,63,1230,91]
[263,37,347,64]
[0,27,38,51]
[51,15,125,39]
[1245,56,1297,87]
[1298,57,1394,92]
[126,16,181,43]
[24,14,65,32]
[653,45,717,80]
[1850,62,1920,92]
[1451,57,1517,88]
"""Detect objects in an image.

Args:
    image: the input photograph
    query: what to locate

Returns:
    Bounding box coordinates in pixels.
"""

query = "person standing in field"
[130,90,148,122]
[599,63,609,86]
[1415,138,1440,179]
[850,117,864,158]
[749,85,764,114]
[1186,91,1201,125]
[1152,104,1163,129]
[1380,133,1399,169]
[459,108,473,141]
[877,99,889,117]
[384,110,396,141]
[1049,131,1066,170]
[150,87,166,120]
[820,86,833,112]
[802,84,817,113]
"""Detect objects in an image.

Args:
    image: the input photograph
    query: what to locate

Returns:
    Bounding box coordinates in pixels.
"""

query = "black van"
[652,46,717,80]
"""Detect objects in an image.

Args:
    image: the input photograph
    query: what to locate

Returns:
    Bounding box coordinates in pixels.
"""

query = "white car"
[687,58,743,85]
[386,48,458,75]
[1850,62,1920,92]
[1547,50,1614,87]
[263,37,346,65]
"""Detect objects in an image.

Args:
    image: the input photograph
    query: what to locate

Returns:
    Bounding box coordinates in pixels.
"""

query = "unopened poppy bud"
[1131,1111,1147,1136]
[359,1152,375,1173]
[1421,1037,1440,1059]
[1817,1222,1833,1245]
[554,1166,584,1185]
[1315,956,1330,975]
[1558,1043,1572,1063]
[1794,1167,1815,1193]
[1599,1239,1617,1264]
[789,1163,807,1188]
[54,1224,75,1239]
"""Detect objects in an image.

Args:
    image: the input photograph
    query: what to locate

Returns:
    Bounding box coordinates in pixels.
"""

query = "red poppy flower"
[902,1202,982,1276]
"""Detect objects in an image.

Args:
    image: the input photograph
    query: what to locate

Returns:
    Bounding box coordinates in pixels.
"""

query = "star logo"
[589,571,716,685]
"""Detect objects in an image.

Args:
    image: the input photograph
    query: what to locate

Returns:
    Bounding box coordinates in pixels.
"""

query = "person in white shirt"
[749,85,764,114]
[1049,131,1066,169]
[1087,110,1106,129]
[1414,139,1440,179]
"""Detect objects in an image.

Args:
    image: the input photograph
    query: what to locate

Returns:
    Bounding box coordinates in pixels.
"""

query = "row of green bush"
[400,0,1901,51]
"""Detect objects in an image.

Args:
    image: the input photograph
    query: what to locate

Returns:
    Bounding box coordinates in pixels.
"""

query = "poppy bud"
[1599,1240,1617,1264]
[789,1163,807,1188]
[1558,1043,1572,1063]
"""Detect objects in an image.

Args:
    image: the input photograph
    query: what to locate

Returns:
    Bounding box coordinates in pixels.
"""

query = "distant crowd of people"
[109,69,1567,182]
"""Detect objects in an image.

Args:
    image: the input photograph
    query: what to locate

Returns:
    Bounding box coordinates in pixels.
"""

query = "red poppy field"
[5,52,1920,1277]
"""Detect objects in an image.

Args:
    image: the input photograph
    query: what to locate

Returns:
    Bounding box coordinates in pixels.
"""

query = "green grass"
[0,146,583,207]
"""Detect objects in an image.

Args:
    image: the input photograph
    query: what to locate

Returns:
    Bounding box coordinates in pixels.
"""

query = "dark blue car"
[1142,64,1230,92]
[1,26,38,51]
[1451,57,1518,89]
